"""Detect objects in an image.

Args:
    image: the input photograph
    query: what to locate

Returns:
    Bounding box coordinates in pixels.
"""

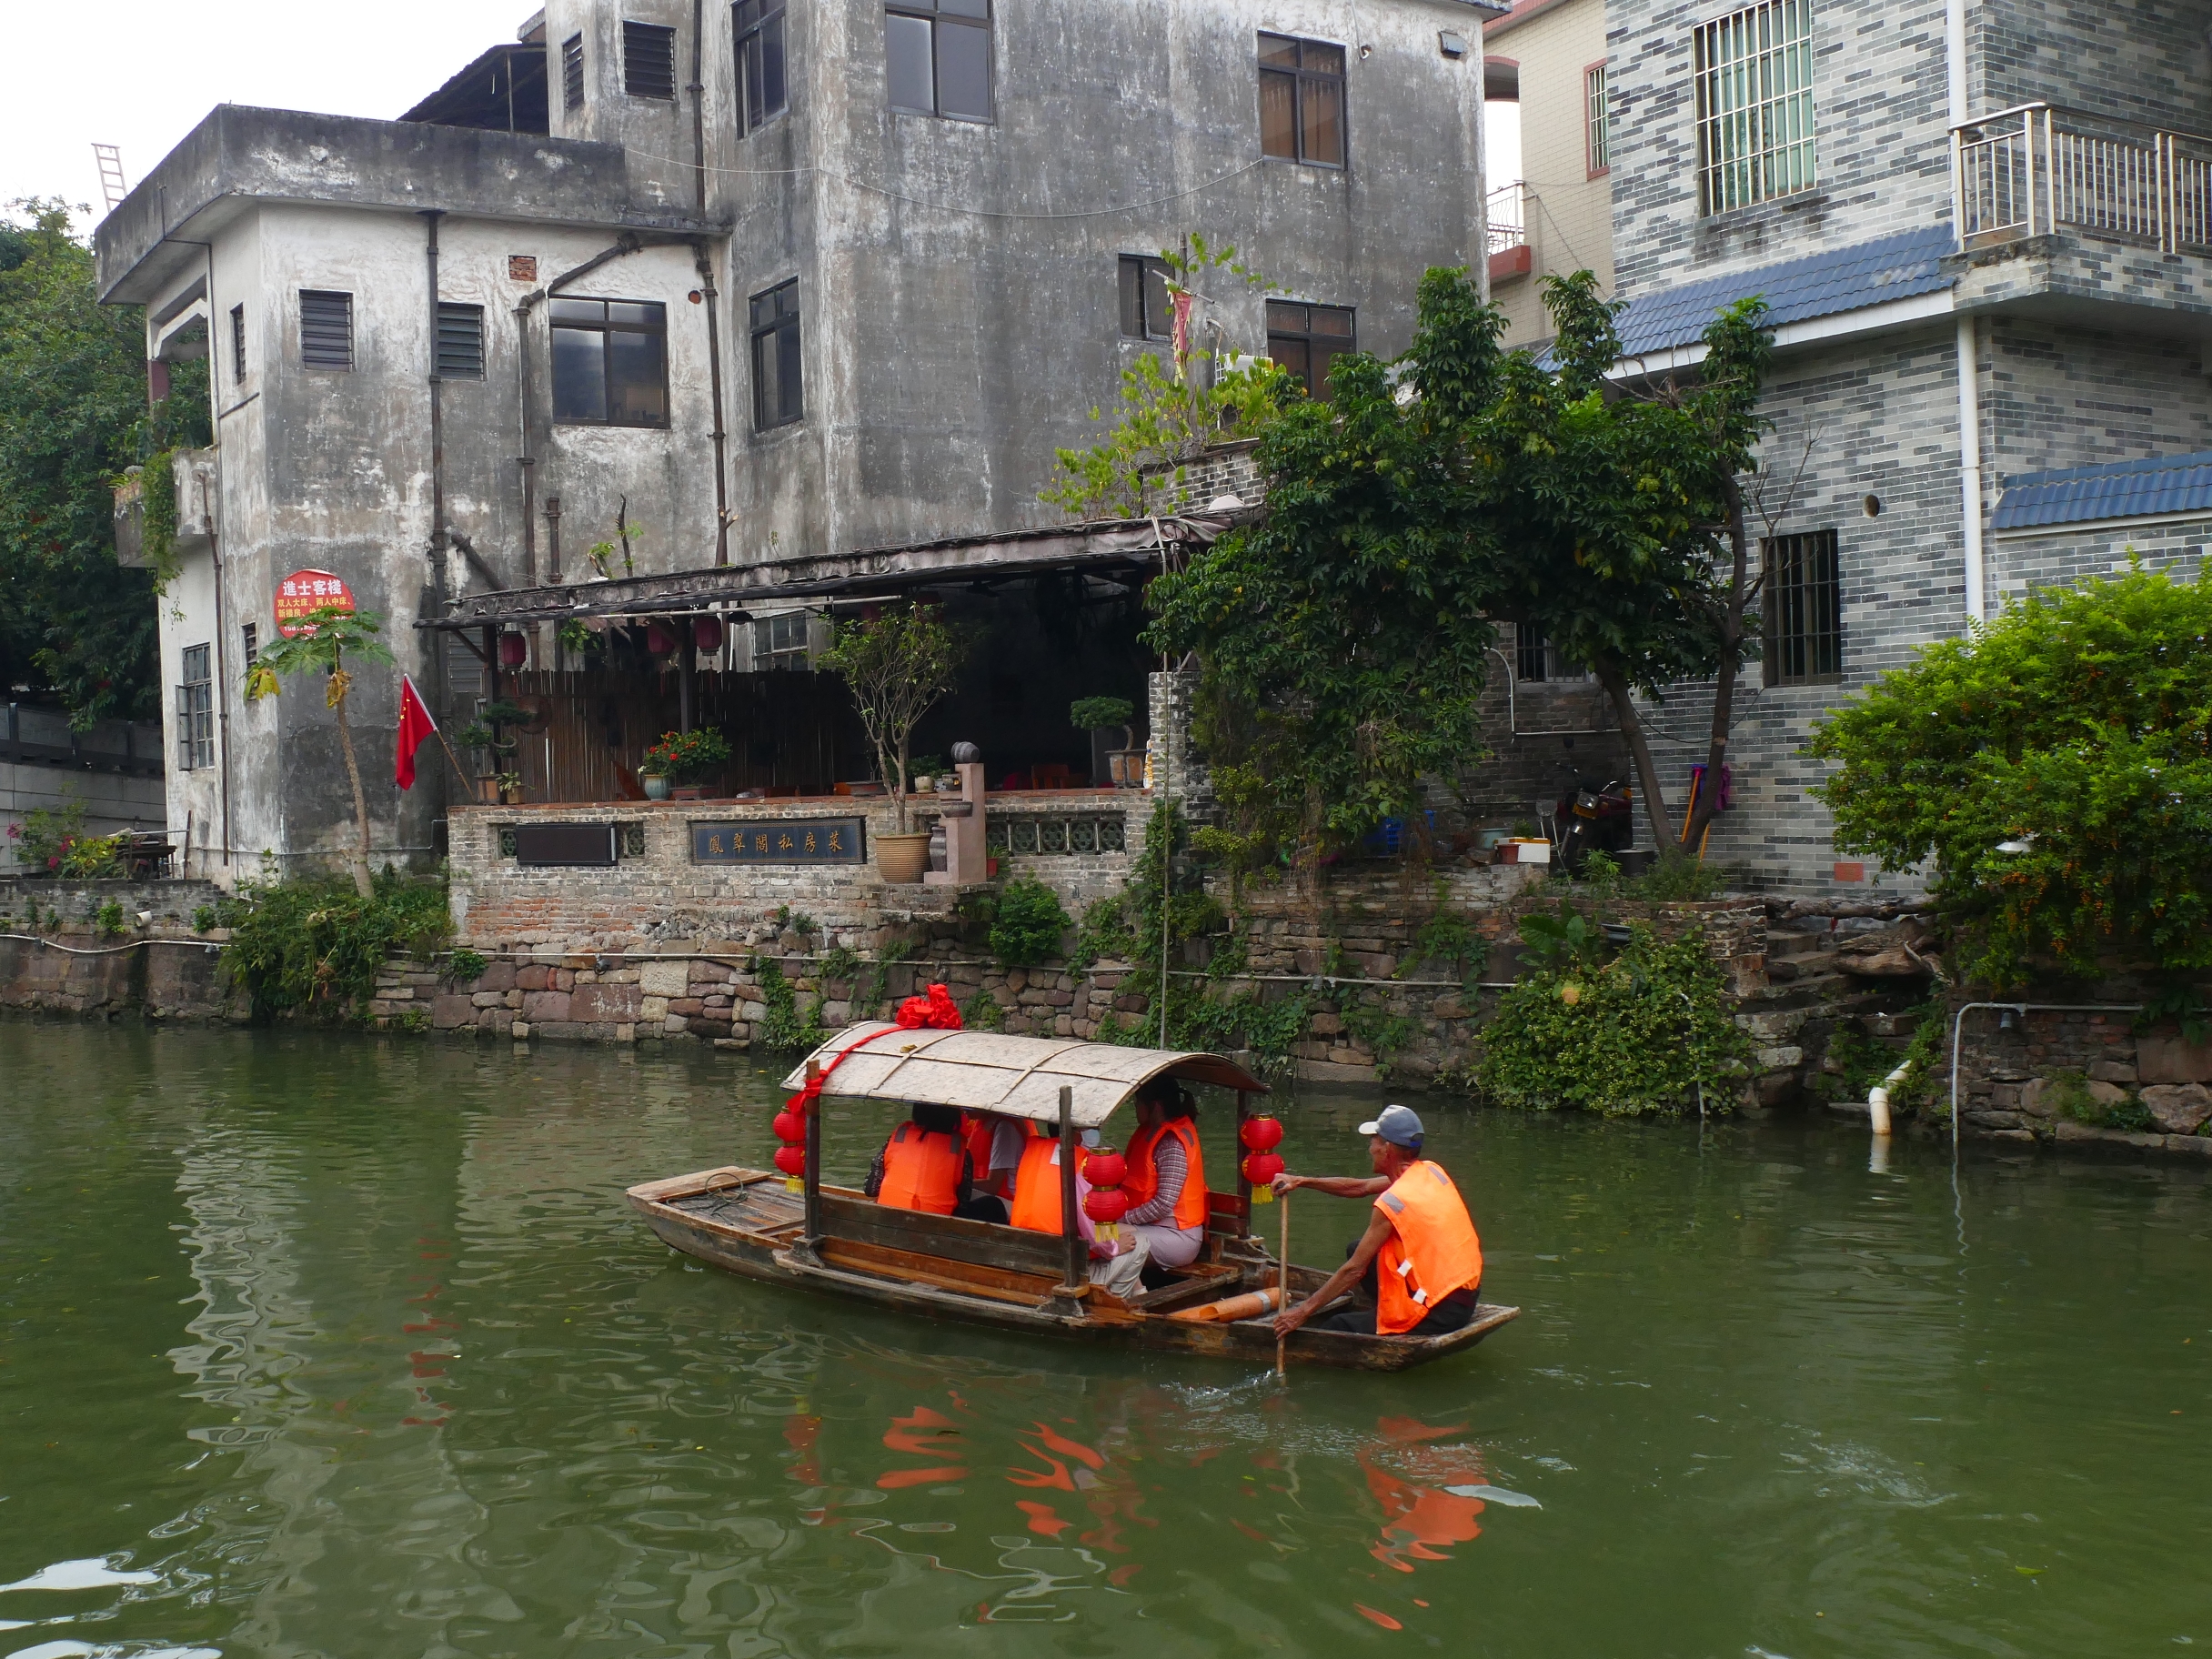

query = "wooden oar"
[1276,1190,1290,1380]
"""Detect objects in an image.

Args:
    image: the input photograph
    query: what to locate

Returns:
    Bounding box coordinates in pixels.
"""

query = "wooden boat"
[627,1022,1518,1371]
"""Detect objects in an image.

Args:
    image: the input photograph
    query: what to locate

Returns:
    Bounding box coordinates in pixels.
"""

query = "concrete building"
[1481,0,1614,345]
[1560,0,2212,889]
[96,0,1502,885]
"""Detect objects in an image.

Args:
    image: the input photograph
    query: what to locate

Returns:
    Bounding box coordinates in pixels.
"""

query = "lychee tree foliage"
[1809,565,2212,982]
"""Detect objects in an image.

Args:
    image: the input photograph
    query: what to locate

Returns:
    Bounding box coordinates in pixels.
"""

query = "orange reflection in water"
[1359,1415,1487,1574]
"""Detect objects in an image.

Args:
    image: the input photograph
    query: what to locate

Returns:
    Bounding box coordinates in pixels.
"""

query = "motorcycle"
[1550,774,1635,873]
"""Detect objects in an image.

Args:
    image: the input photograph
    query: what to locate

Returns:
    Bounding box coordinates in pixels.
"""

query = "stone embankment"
[0,877,236,1021]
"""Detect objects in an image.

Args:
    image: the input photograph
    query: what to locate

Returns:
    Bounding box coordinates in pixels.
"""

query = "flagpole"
[403,675,475,792]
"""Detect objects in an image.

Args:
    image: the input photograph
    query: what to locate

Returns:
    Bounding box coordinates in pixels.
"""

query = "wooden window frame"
[1264,299,1356,399]
[1258,32,1348,170]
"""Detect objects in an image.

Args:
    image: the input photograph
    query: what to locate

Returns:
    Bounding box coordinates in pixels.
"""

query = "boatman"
[1268,1105,1483,1339]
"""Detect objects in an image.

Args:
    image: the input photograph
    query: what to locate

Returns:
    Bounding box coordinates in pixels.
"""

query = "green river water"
[3,1021,2209,1658]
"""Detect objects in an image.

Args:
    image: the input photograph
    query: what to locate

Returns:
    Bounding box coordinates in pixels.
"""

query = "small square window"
[1765,529,1843,684]
[885,0,994,122]
[623,21,678,100]
[299,289,354,370]
[562,33,585,111]
[1118,256,1173,341]
[437,302,485,379]
[549,298,669,427]
[1265,300,1355,398]
[753,610,810,670]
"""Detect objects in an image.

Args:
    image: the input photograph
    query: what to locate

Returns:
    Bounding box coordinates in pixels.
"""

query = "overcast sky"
[2,0,538,234]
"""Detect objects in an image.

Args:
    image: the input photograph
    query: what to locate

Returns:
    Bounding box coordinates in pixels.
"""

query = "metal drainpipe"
[1946,1000,2145,1157]
[1946,0,1986,625]
[424,212,448,579]
[694,241,732,566]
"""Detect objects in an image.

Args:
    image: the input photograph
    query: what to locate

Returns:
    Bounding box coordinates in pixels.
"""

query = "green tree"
[1043,234,1289,519]
[819,601,967,833]
[1145,266,1504,869]
[0,199,205,725]
[1483,273,1772,851]
[246,605,395,898]
[1810,564,2212,981]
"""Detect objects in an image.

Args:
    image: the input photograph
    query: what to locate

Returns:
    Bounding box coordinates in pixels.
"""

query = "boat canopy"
[780,1023,1270,1128]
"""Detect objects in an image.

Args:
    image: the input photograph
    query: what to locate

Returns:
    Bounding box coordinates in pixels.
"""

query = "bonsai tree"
[1071,696,1135,751]
[821,601,967,832]
[245,604,393,898]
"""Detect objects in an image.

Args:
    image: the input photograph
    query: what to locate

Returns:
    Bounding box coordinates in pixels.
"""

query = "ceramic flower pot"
[875,831,931,885]
[642,774,672,801]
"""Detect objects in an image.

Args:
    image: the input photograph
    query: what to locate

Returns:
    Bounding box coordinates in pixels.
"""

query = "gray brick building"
[1580,0,2212,890]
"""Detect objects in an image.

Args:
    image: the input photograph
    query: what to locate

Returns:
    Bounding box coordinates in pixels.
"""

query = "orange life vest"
[962,1114,1010,1198]
[878,1121,961,1216]
[1123,1117,1208,1230]
[1372,1161,1483,1335]
[1009,1131,1068,1233]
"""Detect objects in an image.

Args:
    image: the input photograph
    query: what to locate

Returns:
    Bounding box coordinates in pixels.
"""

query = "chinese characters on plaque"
[691,819,867,865]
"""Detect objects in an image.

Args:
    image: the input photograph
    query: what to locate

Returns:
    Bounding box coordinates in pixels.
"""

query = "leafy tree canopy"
[1811,564,2212,981]
[0,199,205,726]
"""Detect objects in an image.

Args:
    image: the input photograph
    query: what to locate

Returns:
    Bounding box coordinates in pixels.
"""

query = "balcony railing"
[1953,102,2212,254]
[1484,181,1528,260]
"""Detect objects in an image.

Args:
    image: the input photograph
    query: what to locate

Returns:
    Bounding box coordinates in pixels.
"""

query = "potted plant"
[821,602,967,883]
[493,770,525,806]
[1071,696,1139,787]
[642,729,732,800]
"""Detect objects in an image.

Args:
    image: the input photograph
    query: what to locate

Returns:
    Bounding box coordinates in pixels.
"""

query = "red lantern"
[498,630,528,669]
[645,620,678,655]
[1239,1115,1283,1152]
[773,1144,807,1177]
[1081,1151,1127,1188]
[1083,1186,1130,1225]
[1242,1151,1284,1187]
[692,616,724,652]
[773,1110,807,1144]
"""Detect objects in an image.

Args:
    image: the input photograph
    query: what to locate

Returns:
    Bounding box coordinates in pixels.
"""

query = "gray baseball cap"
[1358,1104,1424,1149]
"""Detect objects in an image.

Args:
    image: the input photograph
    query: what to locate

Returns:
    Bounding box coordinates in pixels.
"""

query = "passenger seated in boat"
[1121,1081,1209,1271]
[1269,1105,1483,1340]
[1008,1127,1151,1299]
[865,1102,997,1221]
[960,1110,1028,1222]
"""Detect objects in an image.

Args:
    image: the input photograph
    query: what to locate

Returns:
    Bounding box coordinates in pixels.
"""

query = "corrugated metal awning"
[781,1023,1270,1127]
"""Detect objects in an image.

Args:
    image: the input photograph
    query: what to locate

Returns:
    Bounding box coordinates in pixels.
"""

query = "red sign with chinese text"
[274,569,356,638]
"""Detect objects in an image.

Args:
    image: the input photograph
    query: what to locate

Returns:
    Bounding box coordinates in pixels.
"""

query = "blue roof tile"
[1991,448,2212,531]
[1611,225,1957,359]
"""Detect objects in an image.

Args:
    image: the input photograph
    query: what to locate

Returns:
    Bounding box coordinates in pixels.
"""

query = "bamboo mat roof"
[780,1023,1269,1128]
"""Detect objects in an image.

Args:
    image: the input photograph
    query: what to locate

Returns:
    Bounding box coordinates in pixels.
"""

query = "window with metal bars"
[437,302,485,379]
[749,279,802,429]
[240,623,257,668]
[884,0,993,123]
[549,298,669,426]
[229,305,246,384]
[1265,300,1354,398]
[1119,256,1172,341]
[562,33,585,110]
[176,645,214,770]
[1585,62,1610,175]
[1515,621,1550,682]
[734,0,787,132]
[1764,529,1842,685]
[1694,0,1815,216]
[298,289,354,370]
[623,21,678,99]
[753,611,809,670]
[1258,34,1346,169]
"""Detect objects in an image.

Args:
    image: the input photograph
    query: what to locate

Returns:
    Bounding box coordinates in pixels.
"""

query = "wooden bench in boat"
[812,1191,1072,1302]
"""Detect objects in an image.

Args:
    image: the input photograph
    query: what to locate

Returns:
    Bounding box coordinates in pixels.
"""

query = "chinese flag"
[395,675,437,790]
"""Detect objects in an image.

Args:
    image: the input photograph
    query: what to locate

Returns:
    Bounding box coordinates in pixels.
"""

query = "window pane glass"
[549,297,603,325]
[760,15,786,116]
[1265,300,1307,331]
[1302,42,1344,75]
[938,0,989,17]
[886,14,935,111]
[776,323,804,422]
[1258,32,1299,66]
[753,328,784,427]
[1268,337,1311,394]
[608,329,667,425]
[1312,342,1351,398]
[608,301,663,327]
[550,327,607,422]
[1310,306,1353,337]
[1260,70,1297,157]
[1118,259,1144,337]
[1302,75,1343,165]
[935,20,991,119]
[740,31,764,126]
[1144,263,1171,338]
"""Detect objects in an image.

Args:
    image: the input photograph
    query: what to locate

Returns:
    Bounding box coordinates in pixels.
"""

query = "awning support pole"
[1235,1091,1253,1240]
[798,1060,824,1263]
[1056,1085,1085,1302]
